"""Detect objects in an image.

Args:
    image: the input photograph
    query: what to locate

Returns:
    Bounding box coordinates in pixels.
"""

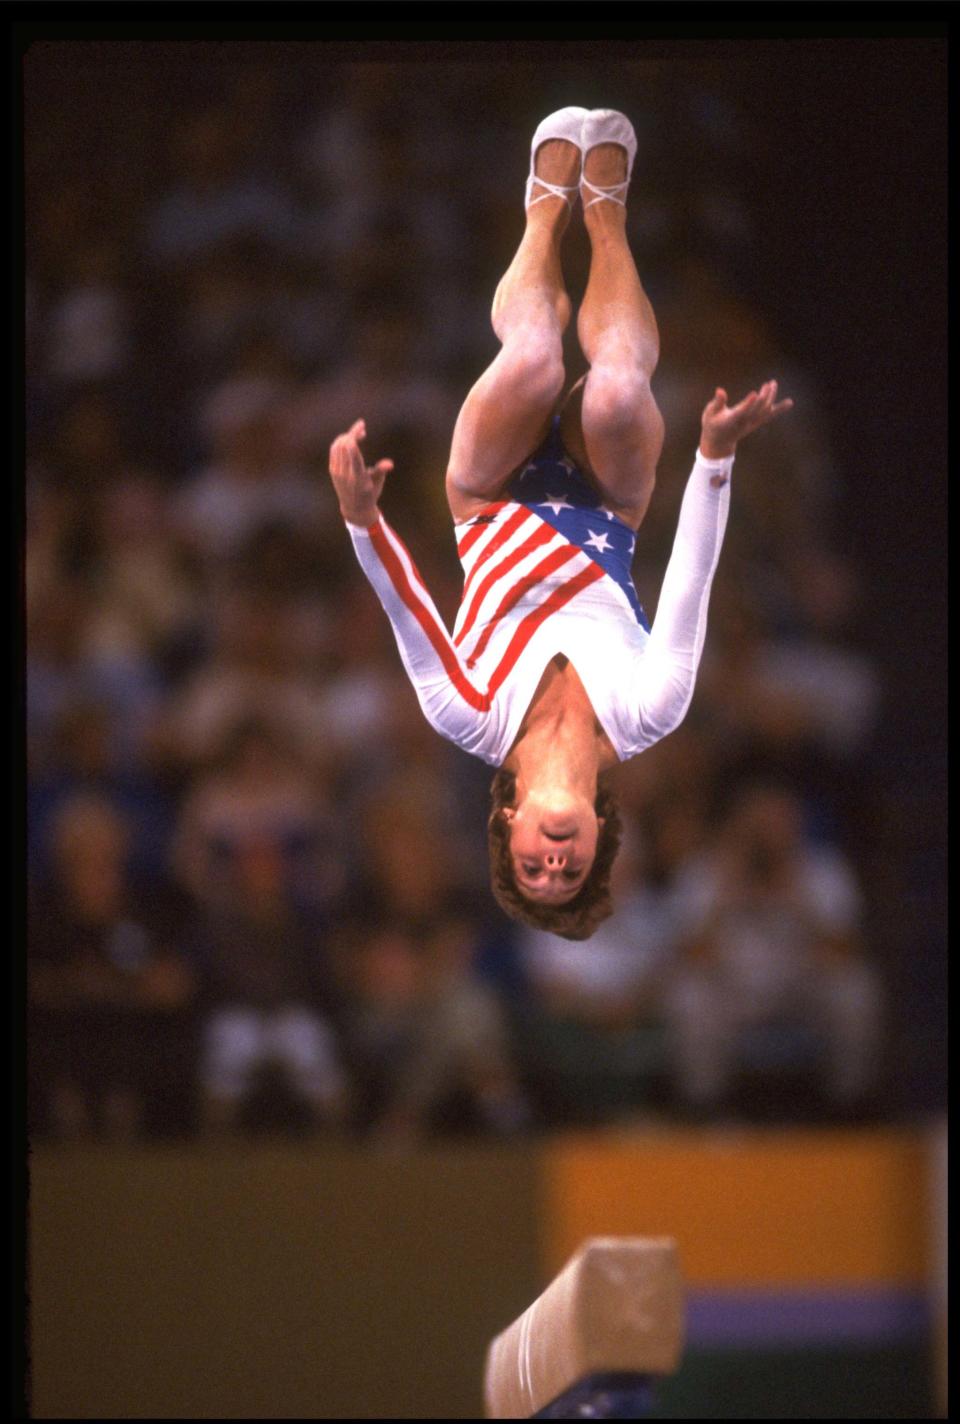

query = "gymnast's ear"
[500,807,516,825]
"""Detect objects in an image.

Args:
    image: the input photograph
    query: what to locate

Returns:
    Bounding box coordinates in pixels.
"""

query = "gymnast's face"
[501,794,604,904]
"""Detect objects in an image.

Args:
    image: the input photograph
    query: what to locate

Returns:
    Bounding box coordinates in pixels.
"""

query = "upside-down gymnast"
[328,107,792,940]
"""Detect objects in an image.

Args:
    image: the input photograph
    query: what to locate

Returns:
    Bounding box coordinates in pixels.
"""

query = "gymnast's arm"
[329,420,492,751]
[632,382,794,742]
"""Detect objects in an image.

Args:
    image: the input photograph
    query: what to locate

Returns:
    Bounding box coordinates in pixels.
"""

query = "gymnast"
[328,107,792,940]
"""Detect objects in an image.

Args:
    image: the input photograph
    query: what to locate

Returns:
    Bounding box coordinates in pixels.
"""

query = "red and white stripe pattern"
[348,447,733,767]
[365,514,492,712]
[352,501,622,727]
[452,501,610,686]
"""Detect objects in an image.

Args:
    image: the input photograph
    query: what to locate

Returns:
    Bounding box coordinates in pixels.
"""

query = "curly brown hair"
[487,767,622,941]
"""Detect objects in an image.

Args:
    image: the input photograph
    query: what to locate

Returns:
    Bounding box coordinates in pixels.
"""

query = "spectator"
[173,717,346,917]
[174,371,332,570]
[514,824,676,1126]
[27,571,164,765]
[28,697,176,889]
[188,831,349,1137]
[340,913,528,1145]
[663,783,883,1118]
[27,794,196,1140]
[160,586,332,776]
[309,574,412,808]
[84,469,202,685]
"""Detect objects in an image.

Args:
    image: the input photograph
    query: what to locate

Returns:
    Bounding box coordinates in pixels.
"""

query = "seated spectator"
[338,912,528,1146]
[27,794,196,1140]
[28,697,176,889]
[187,833,348,1137]
[173,717,347,918]
[84,470,201,683]
[159,586,333,776]
[172,716,349,1134]
[513,824,676,1127]
[174,372,333,569]
[333,768,527,1142]
[663,782,882,1119]
[27,576,162,777]
[700,570,878,763]
[310,573,406,788]
[770,542,880,757]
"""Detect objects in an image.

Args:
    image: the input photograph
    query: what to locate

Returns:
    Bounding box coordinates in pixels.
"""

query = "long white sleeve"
[345,515,497,758]
[630,449,733,742]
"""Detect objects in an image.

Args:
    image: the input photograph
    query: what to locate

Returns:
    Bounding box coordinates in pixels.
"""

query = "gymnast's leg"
[560,126,665,529]
[445,136,577,522]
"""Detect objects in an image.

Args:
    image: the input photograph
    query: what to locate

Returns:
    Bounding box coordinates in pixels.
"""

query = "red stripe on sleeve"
[370,520,492,713]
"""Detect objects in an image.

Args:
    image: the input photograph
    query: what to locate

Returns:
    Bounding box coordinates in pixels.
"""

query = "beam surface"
[484,1237,683,1419]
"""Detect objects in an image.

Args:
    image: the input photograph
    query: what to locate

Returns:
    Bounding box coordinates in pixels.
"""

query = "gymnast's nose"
[544,849,567,868]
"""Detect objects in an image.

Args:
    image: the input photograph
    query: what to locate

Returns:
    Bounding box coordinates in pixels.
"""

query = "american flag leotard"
[346,421,734,767]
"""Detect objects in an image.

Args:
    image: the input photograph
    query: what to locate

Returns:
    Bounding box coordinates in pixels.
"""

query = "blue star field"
[507,418,650,631]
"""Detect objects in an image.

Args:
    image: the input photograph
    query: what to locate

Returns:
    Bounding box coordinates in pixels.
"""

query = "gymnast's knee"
[586,366,662,436]
[500,331,566,413]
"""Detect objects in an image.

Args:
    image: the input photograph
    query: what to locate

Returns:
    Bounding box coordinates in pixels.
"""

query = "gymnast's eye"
[522,863,540,876]
[562,870,581,882]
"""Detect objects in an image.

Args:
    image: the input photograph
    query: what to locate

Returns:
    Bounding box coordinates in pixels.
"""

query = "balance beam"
[484,1238,683,1419]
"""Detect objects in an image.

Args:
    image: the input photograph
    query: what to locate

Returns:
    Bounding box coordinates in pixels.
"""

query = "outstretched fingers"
[330,419,373,476]
[754,380,793,425]
[328,420,395,524]
[729,387,762,418]
[740,380,793,432]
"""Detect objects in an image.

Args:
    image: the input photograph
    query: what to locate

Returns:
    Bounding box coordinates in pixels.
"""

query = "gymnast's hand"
[699,381,794,460]
[328,419,394,527]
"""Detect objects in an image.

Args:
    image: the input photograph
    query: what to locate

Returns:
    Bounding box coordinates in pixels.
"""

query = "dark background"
[746,37,947,1112]
[714,34,948,1112]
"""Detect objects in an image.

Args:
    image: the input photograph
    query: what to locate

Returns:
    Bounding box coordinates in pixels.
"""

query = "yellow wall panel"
[542,1128,929,1288]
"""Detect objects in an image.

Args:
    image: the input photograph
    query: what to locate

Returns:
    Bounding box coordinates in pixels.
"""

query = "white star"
[557,456,576,474]
[519,462,539,480]
[601,506,617,521]
[585,530,613,553]
[539,494,574,515]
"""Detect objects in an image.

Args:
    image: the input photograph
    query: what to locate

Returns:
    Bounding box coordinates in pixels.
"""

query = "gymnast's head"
[487,767,622,940]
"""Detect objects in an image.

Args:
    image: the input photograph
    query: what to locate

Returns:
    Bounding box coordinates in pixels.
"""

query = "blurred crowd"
[26,54,888,1143]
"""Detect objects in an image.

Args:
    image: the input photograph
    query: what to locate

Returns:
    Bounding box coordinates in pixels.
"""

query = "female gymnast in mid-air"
[328,107,793,940]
